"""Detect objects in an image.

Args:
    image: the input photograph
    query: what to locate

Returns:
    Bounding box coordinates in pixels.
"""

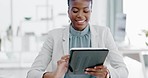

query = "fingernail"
[86,68,89,70]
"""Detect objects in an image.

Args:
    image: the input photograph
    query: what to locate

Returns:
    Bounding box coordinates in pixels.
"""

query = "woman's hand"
[43,55,69,78]
[85,65,109,78]
[55,55,70,78]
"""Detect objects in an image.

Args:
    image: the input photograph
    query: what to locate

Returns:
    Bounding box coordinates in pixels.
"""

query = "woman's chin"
[74,25,87,31]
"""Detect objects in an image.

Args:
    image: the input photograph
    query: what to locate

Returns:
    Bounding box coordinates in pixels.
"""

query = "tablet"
[67,48,109,75]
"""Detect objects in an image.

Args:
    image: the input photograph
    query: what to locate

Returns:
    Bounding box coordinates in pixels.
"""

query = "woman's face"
[68,0,92,31]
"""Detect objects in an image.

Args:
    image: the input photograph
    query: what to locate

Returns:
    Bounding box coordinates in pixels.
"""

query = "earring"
[69,20,71,23]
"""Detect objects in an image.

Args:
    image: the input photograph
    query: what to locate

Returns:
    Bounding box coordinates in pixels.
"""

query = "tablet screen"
[67,48,109,75]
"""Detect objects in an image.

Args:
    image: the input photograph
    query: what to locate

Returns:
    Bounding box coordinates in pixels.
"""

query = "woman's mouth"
[76,20,86,25]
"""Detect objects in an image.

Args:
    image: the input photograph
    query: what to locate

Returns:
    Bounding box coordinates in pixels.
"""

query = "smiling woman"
[27,0,128,78]
[0,0,129,78]
[68,0,92,31]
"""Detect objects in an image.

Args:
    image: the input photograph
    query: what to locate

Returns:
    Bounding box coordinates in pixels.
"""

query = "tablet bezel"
[66,48,109,75]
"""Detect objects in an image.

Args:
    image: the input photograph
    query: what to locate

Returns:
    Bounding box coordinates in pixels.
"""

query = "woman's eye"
[84,9,90,13]
[72,8,79,13]
[73,10,78,13]
[84,10,89,13]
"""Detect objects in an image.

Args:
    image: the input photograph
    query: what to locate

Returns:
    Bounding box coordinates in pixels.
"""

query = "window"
[123,0,148,48]
[107,0,126,42]
[107,0,148,48]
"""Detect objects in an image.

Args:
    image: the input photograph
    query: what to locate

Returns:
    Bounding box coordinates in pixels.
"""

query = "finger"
[61,55,70,63]
[94,65,107,69]
[57,59,67,65]
[57,60,60,65]
[85,70,107,77]
[85,68,106,73]
[86,67,108,74]
[57,60,63,64]
[85,68,98,72]
[86,66,106,71]
[61,55,70,59]
[57,60,62,65]
[85,71,105,77]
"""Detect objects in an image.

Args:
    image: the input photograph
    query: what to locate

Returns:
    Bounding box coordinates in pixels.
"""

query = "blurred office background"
[0,0,148,78]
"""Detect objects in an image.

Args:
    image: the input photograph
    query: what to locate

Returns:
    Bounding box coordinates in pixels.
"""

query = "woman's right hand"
[43,55,70,78]
[55,55,70,78]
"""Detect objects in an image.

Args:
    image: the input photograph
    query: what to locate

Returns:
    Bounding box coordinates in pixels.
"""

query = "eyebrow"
[71,7,90,9]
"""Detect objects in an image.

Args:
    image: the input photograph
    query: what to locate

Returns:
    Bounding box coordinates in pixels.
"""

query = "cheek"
[86,14,91,20]
[69,13,76,20]
[68,11,72,19]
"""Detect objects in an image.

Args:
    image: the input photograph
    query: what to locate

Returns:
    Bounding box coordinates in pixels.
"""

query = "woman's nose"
[77,11,83,18]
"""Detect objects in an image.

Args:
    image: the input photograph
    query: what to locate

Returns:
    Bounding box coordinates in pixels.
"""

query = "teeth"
[77,20,85,23]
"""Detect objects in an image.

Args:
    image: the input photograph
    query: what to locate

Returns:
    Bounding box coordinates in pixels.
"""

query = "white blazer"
[27,25,128,78]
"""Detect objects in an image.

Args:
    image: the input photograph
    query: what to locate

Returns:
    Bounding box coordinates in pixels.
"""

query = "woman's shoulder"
[45,26,69,38]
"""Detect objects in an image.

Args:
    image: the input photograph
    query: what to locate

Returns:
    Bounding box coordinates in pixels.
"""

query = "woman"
[27,0,128,78]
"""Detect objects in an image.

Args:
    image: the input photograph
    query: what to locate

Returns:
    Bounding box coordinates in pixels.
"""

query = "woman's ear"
[67,8,71,23]
[67,9,70,17]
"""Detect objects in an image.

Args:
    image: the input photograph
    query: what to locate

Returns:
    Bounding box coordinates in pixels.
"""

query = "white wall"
[0,0,11,35]
[0,0,108,36]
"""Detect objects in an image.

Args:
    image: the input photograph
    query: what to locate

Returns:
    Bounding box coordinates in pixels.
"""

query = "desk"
[119,47,148,78]
[119,47,148,61]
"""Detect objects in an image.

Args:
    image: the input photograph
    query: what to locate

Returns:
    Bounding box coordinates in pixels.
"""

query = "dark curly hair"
[67,0,93,7]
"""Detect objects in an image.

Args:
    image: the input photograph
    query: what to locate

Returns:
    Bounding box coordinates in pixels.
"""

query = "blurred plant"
[6,25,13,41]
[142,29,148,46]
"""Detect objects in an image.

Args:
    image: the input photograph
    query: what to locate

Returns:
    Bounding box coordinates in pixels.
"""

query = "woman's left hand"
[85,65,109,78]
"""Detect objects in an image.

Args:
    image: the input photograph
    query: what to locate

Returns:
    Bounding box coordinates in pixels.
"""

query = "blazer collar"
[90,24,99,48]
[62,26,70,55]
